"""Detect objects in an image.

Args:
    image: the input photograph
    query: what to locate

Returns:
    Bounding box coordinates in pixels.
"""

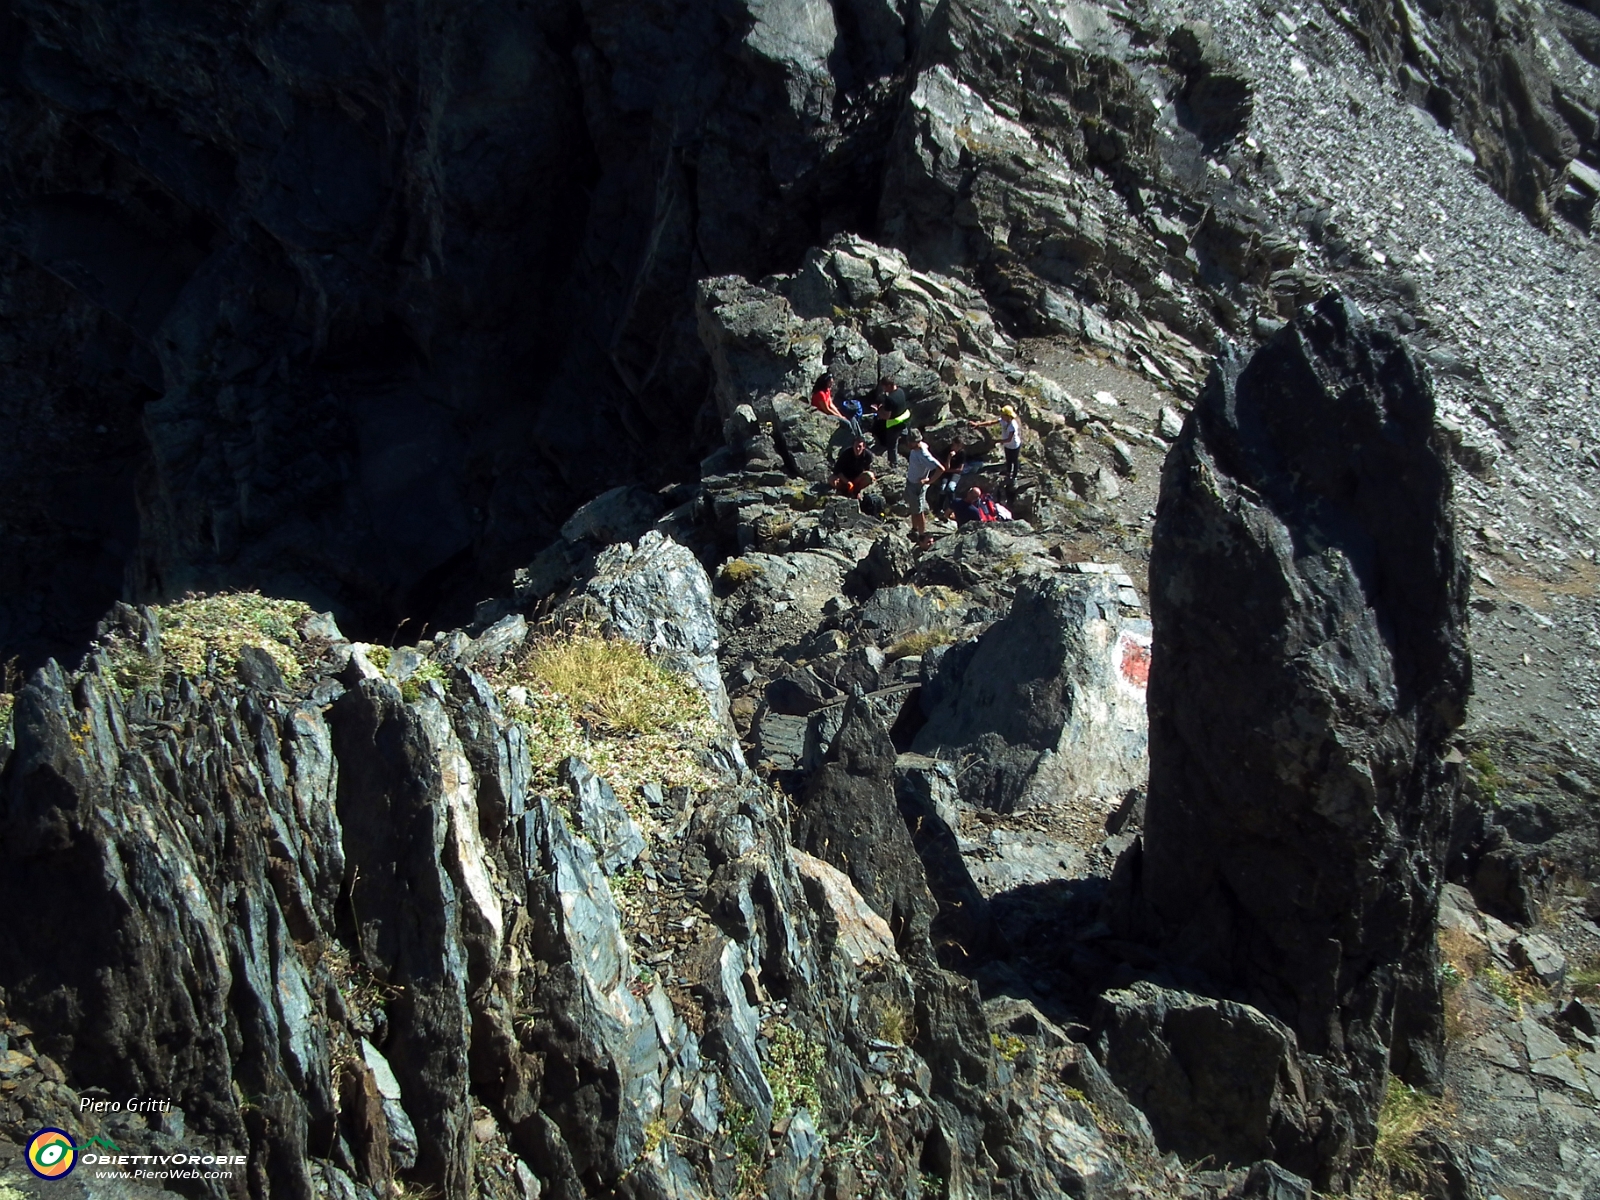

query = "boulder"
[1563,997,1599,1037]
[1092,983,1349,1177]
[765,668,841,716]
[697,278,830,423]
[460,613,529,667]
[771,395,852,479]
[1231,1161,1313,1200]
[560,486,668,547]
[858,585,966,644]
[1126,295,1469,1186]
[858,531,918,590]
[894,754,991,964]
[913,574,1150,812]
[908,523,1061,592]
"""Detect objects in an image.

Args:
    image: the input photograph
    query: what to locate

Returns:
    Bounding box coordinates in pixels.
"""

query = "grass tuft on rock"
[1479,964,1547,1016]
[517,632,702,733]
[399,659,445,703]
[1466,747,1501,806]
[720,558,763,588]
[720,1097,767,1199]
[764,1023,824,1125]
[886,629,956,660]
[875,997,914,1045]
[491,628,721,800]
[1436,927,1488,981]
[1373,1077,1445,1178]
[157,593,314,680]
[106,592,315,689]
[991,1031,1026,1062]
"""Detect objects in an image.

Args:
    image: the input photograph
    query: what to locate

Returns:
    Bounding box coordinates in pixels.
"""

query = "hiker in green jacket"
[873,376,912,467]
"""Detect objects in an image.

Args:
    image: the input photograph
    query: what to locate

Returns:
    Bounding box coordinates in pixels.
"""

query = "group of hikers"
[811,372,913,463]
[817,372,1021,552]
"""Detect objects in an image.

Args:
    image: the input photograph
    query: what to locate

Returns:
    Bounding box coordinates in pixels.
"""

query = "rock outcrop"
[0,529,1168,1200]
[1115,294,1470,1186]
[793,696,942,963]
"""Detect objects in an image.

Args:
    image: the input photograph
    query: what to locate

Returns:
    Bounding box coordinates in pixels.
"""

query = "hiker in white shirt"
[972,404,1023,483]
[900,431,943,551]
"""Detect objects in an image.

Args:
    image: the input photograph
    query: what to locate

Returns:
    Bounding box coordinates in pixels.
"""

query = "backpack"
[859,492,888,517]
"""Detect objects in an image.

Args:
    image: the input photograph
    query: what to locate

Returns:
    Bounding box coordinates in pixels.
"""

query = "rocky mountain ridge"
[6,251,1584,1200]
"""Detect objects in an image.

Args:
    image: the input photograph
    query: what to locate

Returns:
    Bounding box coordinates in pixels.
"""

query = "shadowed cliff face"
[3,0,1547,676]
[0,0,1300,672]
[0,0,926,663]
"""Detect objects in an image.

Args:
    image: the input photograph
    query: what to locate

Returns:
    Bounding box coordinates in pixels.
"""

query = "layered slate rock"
[1121,294,1470,1185]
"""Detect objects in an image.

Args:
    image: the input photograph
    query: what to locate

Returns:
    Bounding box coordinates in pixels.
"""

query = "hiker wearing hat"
[972,404,1023,483]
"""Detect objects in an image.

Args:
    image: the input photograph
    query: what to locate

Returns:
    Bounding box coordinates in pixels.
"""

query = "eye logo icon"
[27,1128,77,1178]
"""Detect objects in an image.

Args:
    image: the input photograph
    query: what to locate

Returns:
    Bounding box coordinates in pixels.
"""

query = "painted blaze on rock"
[1132,294,1470,1182]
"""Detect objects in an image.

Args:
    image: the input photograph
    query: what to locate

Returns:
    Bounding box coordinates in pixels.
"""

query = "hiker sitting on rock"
[971,404,1023,483]
[901,429,944,551]
[931,438,971,518]
[831,437,876,497]
[953,484,1008,526]
[810,372,843,419]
